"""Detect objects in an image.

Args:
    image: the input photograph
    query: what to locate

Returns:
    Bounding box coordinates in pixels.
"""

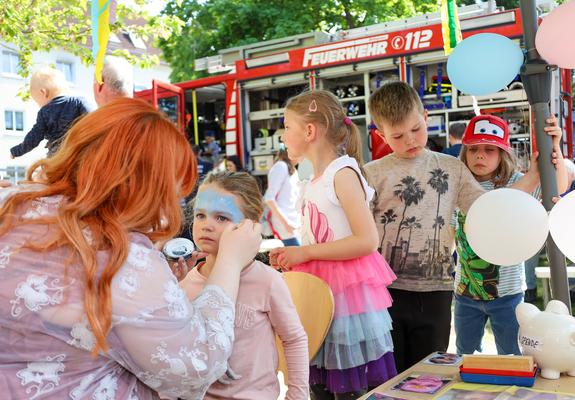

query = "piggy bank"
[516,300,575,379]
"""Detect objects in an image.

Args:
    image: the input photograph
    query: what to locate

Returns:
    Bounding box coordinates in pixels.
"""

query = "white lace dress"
[0,185,235,399]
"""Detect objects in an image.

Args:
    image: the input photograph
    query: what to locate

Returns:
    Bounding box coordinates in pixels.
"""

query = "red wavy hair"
[0,98,197,354]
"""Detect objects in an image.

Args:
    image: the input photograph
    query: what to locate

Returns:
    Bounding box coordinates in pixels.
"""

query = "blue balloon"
[447,33,524,96]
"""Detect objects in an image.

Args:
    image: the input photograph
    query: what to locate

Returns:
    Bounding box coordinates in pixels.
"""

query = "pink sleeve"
[268,273,309,400]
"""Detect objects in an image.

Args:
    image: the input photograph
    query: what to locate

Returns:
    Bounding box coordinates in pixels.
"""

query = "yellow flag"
[92,0,111,84]
[441,0,462,55]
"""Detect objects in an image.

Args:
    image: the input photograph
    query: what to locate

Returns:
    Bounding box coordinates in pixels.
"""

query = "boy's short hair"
[369,81,424,127]
[449,122,467,139]
[31,66,69,95]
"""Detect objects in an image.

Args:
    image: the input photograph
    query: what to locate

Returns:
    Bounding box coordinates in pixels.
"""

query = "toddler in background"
[10,66,92,158]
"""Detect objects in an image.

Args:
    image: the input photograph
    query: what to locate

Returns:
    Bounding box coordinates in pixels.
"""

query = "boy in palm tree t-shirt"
[364,82,484,373]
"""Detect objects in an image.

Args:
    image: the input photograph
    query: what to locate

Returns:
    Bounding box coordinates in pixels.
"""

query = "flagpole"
[519,0,571,310]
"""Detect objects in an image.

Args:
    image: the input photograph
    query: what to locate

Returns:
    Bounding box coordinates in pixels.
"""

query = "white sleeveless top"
[299,155,374,245]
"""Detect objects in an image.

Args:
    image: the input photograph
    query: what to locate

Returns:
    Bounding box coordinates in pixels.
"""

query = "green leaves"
[1,0,183,81]
[159,0,442,81]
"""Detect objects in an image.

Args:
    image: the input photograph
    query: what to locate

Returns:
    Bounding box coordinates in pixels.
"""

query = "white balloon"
[466,188,549,266]
[549,191,575,263]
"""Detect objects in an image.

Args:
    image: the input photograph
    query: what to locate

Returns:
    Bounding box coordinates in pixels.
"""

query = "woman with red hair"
[0,98,261,399]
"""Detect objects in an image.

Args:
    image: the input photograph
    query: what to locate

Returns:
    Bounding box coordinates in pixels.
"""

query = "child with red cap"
[453,114,566,356]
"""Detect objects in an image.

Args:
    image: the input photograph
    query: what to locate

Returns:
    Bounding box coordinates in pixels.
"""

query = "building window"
[0,165,26,184]
[56,61,74,83]
[5,110,24,132]
[1,51,20,75]
[127,32,147,50]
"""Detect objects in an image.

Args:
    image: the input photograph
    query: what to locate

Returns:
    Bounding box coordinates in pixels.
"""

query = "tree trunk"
[342,0,355,29]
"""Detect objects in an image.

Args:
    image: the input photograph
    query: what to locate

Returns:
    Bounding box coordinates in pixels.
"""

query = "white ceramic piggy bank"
[516,300,575,379]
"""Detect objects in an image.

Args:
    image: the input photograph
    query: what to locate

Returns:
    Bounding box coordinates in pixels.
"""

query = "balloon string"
[472,96,481,116]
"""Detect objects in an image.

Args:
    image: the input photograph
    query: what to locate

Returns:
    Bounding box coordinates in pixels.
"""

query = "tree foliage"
[0,0,183,79]
[159,0,441,82]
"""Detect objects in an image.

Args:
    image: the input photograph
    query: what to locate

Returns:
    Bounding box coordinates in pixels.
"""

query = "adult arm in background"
[264,161,296,236]
[265,200,295,236]
[10,109,48,158]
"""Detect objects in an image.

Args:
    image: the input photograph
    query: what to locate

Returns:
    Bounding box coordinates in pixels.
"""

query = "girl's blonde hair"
[0,98,196,355]
[285,90,363,168]
[200,171,264,222]
[460,145,519,188]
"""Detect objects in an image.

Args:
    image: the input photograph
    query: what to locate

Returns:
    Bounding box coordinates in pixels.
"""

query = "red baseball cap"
[462,115,511,153]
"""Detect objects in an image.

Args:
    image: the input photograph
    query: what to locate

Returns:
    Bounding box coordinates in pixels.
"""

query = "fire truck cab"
[135,3,573,178]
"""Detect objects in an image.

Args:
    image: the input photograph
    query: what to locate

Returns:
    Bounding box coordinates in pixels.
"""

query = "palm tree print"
[433,216,446,264]
[392,176,426,265]
[378,209,397,253]
[399,216,422,270]
[427,168,449,262]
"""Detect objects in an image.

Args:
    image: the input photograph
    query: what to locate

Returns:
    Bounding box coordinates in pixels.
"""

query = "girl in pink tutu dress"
[270,90,397,400]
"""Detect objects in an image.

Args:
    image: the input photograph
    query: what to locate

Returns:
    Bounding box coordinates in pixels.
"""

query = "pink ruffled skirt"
[292,251,398,390]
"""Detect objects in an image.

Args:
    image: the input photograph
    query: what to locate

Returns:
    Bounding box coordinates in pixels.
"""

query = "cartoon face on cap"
[473,119,505,139]
[462,115,511,153]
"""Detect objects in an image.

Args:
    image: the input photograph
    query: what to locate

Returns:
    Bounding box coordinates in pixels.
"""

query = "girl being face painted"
[192,184,245,255]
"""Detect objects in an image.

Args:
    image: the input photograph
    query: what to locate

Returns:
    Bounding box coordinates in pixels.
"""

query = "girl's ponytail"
[338,118,364,172]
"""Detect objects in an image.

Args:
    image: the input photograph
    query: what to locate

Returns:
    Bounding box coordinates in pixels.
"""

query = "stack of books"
[459,355,537,387]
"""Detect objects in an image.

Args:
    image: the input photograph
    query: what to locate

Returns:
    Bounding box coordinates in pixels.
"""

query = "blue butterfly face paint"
[194,189,245,224]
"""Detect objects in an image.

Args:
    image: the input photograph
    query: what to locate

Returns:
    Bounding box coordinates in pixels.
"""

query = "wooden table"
[360,355,575,399]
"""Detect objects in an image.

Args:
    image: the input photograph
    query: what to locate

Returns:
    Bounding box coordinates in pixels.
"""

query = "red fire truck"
[134,3,573,177]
